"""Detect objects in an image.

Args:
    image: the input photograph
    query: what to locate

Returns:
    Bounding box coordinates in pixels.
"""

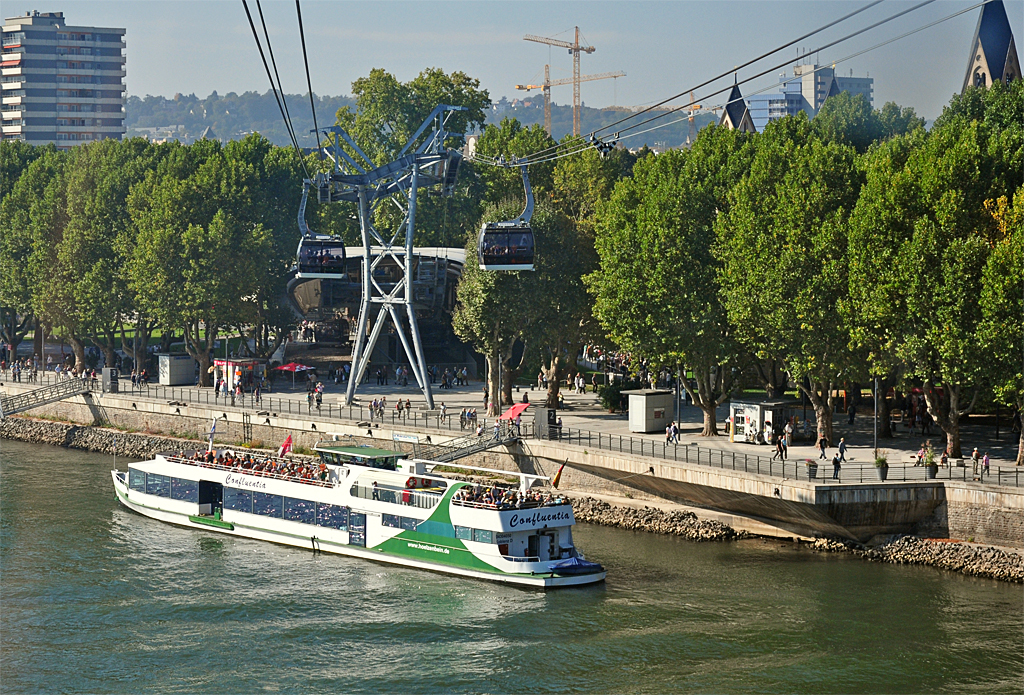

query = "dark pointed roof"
[963,0,1019,90]
[722,84,748,129]
[823,74,842,103]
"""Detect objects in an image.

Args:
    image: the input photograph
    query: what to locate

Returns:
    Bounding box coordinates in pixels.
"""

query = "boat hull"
[112,471,605,589]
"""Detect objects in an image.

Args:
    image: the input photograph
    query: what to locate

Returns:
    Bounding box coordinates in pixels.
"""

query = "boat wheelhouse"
[111,443,605,589]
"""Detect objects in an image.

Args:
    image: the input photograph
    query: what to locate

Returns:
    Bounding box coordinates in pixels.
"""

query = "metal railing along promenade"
[545,426,1024,488]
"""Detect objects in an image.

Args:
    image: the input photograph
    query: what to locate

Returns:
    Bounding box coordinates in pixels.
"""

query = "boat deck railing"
[349,483,442,509]
[162,455,335,488]
[450,498,570,512]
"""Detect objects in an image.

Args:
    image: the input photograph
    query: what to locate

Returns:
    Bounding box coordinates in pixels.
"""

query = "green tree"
[979,187,1024,465]
[0,148,66,356]
[715,116,862,445]
[588,125,752,435]
[846,130,928,437]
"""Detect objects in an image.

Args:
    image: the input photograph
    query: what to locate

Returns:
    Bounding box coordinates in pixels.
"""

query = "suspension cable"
[295,0,323,161]
[241,0,309,178]
[515,0,936,165]
[256,1,303,156]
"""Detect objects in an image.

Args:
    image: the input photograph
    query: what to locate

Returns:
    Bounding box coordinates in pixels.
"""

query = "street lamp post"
[874,376,878,461]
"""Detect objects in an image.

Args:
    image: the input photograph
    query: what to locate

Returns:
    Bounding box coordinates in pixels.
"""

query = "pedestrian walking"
[818,435,828,460]
[772,436,784,461]
[838,437,847,463]
[971,447,981,480]
[832,453,842,480]
[847,403,856,425]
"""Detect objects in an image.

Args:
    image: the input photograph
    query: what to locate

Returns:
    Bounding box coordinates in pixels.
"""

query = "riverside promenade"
[3,371,1022,546]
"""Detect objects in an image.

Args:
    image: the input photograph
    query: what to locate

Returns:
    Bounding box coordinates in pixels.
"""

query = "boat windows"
[253,492,283,518]
[170,477,199,503]
[315,503,349,530]
[456,525,497,544]
[284,497,315,525]
[383,514,420,531]
[128,468,146,493]
[146,473,171,498]
[223,487,252,513]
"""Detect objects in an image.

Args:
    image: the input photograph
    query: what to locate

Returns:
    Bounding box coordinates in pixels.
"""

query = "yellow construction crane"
[516,68,626,136]
[524,27,599,136]
[686,90,702,146]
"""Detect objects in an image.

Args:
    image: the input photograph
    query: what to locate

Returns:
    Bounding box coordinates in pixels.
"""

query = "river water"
[1,439,1021,694]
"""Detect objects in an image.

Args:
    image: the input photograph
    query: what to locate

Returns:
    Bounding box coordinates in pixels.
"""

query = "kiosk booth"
[157,354,196,386]
[622,389,674,433]
[213,358,266,391]
[728,398,803,444]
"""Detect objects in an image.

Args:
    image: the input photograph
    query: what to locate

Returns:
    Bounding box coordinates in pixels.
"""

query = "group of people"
[452,484,564,511]
[179,449,330,484]
[430,366,467,389]
[1,358,38,383]
[459,407,481,431]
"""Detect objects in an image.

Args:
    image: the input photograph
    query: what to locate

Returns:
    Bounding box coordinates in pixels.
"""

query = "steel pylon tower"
[307,104,466,409]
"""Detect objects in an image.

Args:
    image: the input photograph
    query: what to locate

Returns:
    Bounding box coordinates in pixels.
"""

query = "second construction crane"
[516,67,625,137]
[524,27,621,137]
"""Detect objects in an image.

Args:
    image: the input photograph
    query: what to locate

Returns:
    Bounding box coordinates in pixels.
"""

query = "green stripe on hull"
[189,515,235,530]
[374,530,510,574]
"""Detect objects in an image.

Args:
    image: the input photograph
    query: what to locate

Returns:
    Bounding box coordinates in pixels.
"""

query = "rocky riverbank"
[571,496,740,542]
[0,417,198,458]
[813,536,1023,583]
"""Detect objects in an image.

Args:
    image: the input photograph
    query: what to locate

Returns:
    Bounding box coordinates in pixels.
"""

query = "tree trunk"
[922,380,973,459]
[1017,421,1024,466]
[876,383,893,438]
[801,379,834,446]
[501,363,514,406]
[184,319,215,387]
[683,363,720,437]
[486,349,500,416]
[67,335,87,373]
[755,358,787,399]
[544,353,562,409]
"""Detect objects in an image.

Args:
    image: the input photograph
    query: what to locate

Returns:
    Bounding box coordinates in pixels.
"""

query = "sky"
[6,1,1022,120]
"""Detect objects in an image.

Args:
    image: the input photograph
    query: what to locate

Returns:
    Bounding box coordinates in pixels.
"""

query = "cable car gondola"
[295,180,348,279]
[478,163,535,271]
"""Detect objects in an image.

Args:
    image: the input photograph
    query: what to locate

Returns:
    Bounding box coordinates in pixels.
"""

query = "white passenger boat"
[111,443,605,589]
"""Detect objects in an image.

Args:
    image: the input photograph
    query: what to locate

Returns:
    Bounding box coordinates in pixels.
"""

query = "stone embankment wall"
[571,497,739,542]
[813,536,1023,583]
[1,417,198,458]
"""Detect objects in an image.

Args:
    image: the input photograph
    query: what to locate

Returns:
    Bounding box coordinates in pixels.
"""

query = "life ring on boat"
[406,477,417,489]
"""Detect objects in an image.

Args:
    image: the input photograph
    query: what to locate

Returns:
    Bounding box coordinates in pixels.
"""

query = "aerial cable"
[255,1,303,158]
[606,0,943,142]
[295,0,323,161]
[241,0,309,179]
[513,0,888,164]
[515,0,997,163]
[518,0,937,162]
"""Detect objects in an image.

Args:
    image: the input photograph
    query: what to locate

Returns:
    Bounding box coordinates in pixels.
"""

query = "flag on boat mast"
[552,460,567,489]
[207,417,217,453]
[278,434,293,458]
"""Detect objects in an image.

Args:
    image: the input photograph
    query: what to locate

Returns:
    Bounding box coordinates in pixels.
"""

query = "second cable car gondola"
[294,180,348,279]
[478,162,535,271]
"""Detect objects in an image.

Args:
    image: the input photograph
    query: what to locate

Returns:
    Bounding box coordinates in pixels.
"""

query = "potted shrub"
[922,445,939,480]
[805,459,819,480]
[874,456,889,481]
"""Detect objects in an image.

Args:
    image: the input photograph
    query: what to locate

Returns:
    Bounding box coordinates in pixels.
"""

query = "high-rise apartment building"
[747,64,873,133]
[1,11,125,147]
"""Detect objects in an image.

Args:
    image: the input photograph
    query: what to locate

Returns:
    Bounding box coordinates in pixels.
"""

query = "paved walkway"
[8,368,1022,471]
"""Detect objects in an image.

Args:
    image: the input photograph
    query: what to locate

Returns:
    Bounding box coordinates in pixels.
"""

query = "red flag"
[552,462,566,489]
[278,435,293,458]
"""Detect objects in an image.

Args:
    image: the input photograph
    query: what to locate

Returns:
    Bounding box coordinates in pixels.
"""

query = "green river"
[1,439,1021,693]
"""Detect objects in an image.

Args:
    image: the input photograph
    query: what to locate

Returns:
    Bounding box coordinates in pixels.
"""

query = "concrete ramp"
[0,378,93,419]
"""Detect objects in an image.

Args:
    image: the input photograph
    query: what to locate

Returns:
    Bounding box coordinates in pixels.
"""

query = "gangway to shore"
[0,377,93,419]
[410,430,518,463]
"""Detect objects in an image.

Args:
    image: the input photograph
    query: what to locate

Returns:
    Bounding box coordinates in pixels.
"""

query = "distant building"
[962,0,1020,92]
[747,64,874,132]
[719,83,756,133]
[1,11,126,147]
